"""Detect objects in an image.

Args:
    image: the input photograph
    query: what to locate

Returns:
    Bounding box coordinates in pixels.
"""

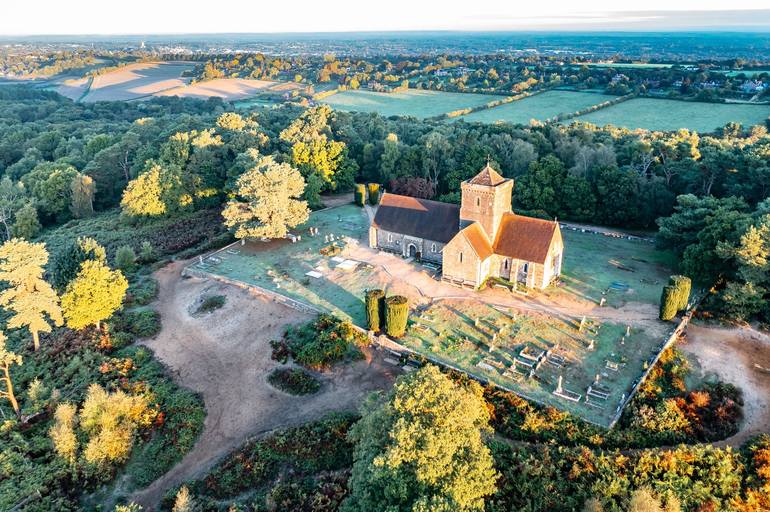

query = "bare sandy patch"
[130,261,398,510]
[680,324,770,447]
[82,62,194,102]
[156,78,294,100]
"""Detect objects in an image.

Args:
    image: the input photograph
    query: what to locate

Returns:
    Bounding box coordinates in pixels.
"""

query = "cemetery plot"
[400,300,667,426]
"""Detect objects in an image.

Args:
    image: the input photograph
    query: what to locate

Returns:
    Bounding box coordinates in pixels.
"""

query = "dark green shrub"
[126,278,159,306]
[112,309,161,338]
[660,285,679,321]
[267,368,321,395]
[367,183,381,205]
[195,295,226,314]
[354,183,366,206]
[285,314,366,370]
[115,244,137,271]
[365,289,385,332]
[385,295,409,337]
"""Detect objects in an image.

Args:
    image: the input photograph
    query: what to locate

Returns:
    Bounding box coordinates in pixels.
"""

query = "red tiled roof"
[461,222,494,260]
[493,213,559,264]
[467,165,507,186]
[372,193,460,243]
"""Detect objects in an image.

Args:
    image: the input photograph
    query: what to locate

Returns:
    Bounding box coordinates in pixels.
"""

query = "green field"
[321,89,505,118]
[456,90,613,124]
[582,62,673,69]
[573,97,770,132]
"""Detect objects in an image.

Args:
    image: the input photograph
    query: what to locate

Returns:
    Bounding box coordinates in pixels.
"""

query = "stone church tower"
[459,164,513,239]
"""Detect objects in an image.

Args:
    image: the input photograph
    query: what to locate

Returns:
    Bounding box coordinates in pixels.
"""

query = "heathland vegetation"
[0,56,767,511]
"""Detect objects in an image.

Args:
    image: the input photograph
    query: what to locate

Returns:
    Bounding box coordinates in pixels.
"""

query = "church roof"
[493,213,559,264]
[460,222,494,260]
[467,164,507,187]
[373,193,460,243]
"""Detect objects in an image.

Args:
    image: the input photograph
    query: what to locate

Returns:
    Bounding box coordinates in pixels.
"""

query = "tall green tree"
[344,365,498,512]
[0,239,62,351]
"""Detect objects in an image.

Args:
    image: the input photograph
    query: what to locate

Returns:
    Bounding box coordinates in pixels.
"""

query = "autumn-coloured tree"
[79,383,154,466]
[0,330,22,418]
[0,239,62,351]
[61,260,128,330]
[50,403,78,464]
[222,156,309,239]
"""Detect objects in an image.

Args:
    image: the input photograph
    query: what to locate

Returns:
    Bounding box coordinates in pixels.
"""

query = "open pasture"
[156,78,304,100]
[322,89,506,118]
[573,97,770,132]
[80,61,195,102]
[457,90,613,124]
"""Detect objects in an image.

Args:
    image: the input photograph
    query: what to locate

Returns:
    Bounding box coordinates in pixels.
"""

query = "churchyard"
[188,204,675,427]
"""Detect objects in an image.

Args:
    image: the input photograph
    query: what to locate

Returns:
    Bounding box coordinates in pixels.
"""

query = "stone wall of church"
[373,228,444,263]
[442,235,482,286]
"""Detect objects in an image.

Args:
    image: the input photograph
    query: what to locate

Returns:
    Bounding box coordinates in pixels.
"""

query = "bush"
[367,183,380,205]
[284,314,366,370]
[385,295,409,337]
[354,183,366,206]
[659,285,679,321]
[126,278,159,307]
[195,295,226,314]
[365,289,385,332]
[138,241,155,263]
[267,368,321,395]
[669,275,692,311]
[115,245,137,271]
[112,309,161,338]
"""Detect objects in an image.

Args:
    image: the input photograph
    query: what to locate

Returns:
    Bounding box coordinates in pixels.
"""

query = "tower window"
[431,243,437,253]
[504,259,508,270]
[476,197,480,207]
[459,252,463,263]
[388,233,393,243]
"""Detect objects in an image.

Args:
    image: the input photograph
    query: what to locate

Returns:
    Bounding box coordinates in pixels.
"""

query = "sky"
[2,1,770,35]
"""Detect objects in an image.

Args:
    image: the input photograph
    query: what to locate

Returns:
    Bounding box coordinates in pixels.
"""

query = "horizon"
[2,2,770,36]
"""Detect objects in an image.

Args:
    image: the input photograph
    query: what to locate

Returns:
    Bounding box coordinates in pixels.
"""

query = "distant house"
[369,165,564,290]
[741,80,767,93]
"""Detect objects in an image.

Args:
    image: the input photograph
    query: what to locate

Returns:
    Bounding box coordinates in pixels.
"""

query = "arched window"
[459,252,463,263]
[504,259,508,270]
[476,197,480,207]
[431,243,437,253]
[387,233,393,243]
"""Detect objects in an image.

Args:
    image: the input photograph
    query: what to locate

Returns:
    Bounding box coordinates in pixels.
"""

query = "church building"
[368,164,564,289]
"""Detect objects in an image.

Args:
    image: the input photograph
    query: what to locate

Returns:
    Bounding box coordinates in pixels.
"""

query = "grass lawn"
[321,89,506,118]
[573,97,770,132]
[543,227,677,308]
[191,205,676,427]
[456,90,613,124]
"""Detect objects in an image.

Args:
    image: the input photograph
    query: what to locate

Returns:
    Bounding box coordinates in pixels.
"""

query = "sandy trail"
[680,324,770,447]
[130,261,398,510]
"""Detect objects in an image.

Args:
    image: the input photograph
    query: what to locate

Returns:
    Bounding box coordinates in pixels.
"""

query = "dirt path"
[680,324,770,447]
[130,261,398,510]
